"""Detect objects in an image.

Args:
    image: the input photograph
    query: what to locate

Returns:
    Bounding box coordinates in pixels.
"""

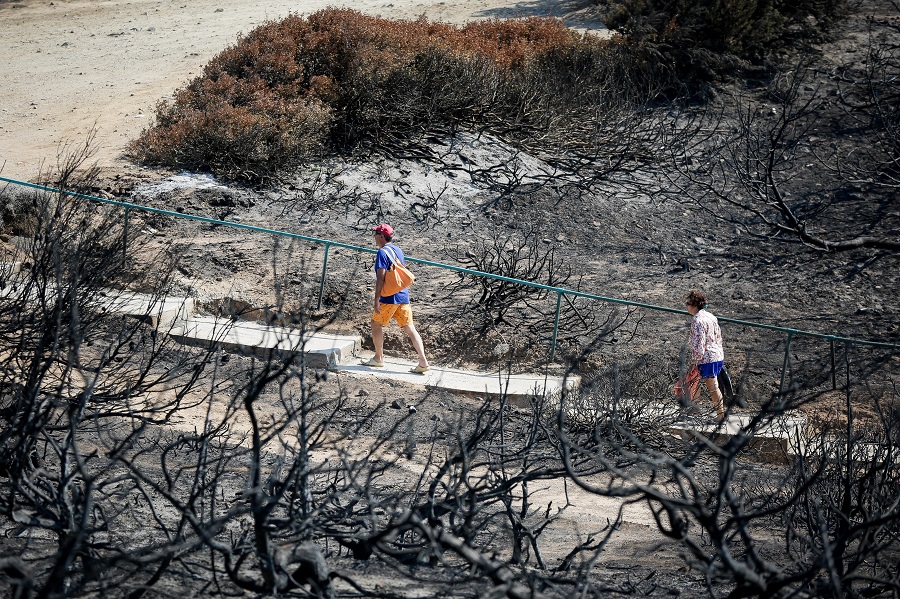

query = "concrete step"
[338,351,579,400]
[169,315,362,369]
[597,396,809,462]
[0,275,194,332]
[670,412,807,462]
[94,289,194,330]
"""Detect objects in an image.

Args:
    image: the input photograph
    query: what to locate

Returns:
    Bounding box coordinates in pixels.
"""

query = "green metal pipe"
[550,291,563,362]
[317,243,331,311]
[778,331,794,399]
[830,339,837,391]
[123,206,130,263]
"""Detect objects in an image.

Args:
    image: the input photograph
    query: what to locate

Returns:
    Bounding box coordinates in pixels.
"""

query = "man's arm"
[374,268,386,312]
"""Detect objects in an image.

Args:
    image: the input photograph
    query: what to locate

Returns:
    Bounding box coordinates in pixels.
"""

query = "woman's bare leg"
[705,376,725,420]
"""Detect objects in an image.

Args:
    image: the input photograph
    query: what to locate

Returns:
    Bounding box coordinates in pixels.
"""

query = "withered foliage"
[129,9,653,184]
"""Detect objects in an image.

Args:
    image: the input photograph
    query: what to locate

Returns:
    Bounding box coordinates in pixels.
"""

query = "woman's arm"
[689,318,704,364]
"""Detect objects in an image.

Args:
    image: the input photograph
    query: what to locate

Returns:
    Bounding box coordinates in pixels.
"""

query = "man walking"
[361,223,430,373]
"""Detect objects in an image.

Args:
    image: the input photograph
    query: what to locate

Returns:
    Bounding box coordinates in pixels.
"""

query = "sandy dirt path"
[0,0,603,181]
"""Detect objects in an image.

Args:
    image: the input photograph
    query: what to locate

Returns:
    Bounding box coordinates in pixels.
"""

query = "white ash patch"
[316,132,559,213]
[133,172,229,198]
[438,131,557,184]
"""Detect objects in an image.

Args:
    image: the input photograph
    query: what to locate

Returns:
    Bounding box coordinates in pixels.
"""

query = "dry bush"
[663,55,900,253]
[0,190,37,237]
[129,9,640,184]
[425,229,641,368]
[558,342,900,599]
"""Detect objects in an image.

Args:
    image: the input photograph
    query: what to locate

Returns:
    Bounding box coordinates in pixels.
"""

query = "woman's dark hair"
[684,290,708,309]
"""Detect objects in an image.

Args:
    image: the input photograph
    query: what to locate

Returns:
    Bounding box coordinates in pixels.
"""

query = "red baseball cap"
[372,223,394,236]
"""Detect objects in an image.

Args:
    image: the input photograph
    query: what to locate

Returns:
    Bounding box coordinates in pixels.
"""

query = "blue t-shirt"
[375,244,410,304]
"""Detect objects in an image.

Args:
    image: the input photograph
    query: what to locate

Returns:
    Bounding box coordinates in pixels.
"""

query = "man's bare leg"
[371,321,385,363]
[402,324,428,368]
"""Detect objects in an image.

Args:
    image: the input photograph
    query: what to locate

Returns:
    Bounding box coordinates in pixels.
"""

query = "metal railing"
[2,175,897,394]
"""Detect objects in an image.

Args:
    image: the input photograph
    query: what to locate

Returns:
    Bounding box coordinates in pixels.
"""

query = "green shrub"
[129,9,631,184]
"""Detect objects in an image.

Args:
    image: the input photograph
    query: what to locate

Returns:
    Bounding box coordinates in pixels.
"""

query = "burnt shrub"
[0,190,37,236]
[605,0,849,88]
[129,9,641,184]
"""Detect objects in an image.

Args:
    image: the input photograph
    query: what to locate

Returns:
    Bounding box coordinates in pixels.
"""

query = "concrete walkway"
[168,315,361,369]
[671,412,807,462]
[87,287,577,400]
[4,280,806,452]
[339,351,578,398]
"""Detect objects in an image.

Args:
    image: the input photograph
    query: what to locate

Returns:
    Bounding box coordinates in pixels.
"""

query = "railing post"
[317,243,331,310]
[778,331,793,399]
[550,291,563,362]
[830,338,837,390]
[845,340,851,392]
[844,340,852,458]
[123,206,130,263]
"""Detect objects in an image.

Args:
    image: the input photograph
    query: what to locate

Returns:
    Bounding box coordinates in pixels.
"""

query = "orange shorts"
[372,303,413,327]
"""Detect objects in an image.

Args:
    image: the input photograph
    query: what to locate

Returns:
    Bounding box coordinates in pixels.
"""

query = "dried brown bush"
[128,9,639,184]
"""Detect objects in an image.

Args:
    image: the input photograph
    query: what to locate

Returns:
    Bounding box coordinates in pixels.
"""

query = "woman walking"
[684,290,725,420]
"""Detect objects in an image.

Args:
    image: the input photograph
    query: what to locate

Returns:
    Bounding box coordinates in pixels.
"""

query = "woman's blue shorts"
[697,361,724,379]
